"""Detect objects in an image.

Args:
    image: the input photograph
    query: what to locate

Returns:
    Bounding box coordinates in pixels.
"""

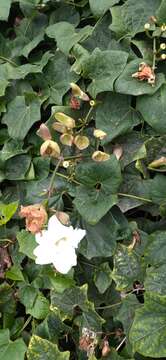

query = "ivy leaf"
[156,0,166,24]
[27,335,70,360]
[46,22,92,55]
[2,96,41,140]
[0,0,12,21]
[51,285,88,316]
[137,85,166,133]
[74,156,122,224]
[43,52,78,104]
[145,231,166,266]
[94,262,112,294]
[6,265,24,281]
[4,154,31,180]
[0,329,26,360]
[145,263,166,297]
[17,230,36,260]
[115,59,165,96]
[96,93,140,143]
[82,48,128,98]
[89,0,120,16]
[79,211,120,259]
[112,245,144,291]
[116,294,141,334]
[0,201,18,226]
[130,293,166,357]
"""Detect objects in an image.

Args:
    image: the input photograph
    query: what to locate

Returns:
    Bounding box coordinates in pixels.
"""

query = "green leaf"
[17,230,36,260]
[51,285,88,316]
[27,293,50,319]
[145,263,166,297]
[82,48,128,98]
[156,0,166,24]
[2,96,41,140]
[4,154,31,180]
[115,59,165,96]
[6,265,24,281]
[112,244,144,291]
[96,93,140,143]
[18,284,38,309]
[27,335,70,360]
[0,139,26,162]
[130,293,166,357]
[79,211,120,258]
[110,0,161,38]
[89,0,120,16]
[0,329,26,360]
[46,22,92,55]
[74,156,122,224]
[0,0,12,21]
[145,231,166,266]
[94,262,112,293]
[0,202,18,226]
[116,294,141,334]
[0,283,15,314]
[43,52,78,104]
[137,84,166,133]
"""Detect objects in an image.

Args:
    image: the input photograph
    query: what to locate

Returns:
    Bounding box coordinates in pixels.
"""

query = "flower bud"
[161,53,166,60]
[90,100,96,107]
[54,112,75,129]
[37,123,52,141]
[60,133,74,146]
[148,156,166,168]
[56,211,70,225]
[74,135,90,150]
[93,129,107,140]
[113,144,123,160]
[102,340,111,357]
[161,24,166,32]
[160,43,166,50]
[52,122,66,133]
[144,23,150,30]
[70,83,89,101]
[63,161,70,168]
[92,151,110,162]
[40,140,60,158]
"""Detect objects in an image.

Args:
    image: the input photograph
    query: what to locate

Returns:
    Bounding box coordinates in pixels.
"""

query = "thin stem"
[56,172,81,185]
[48,158,62,199]
[152,37,156,70]
[118,192,152,203]
[14,316,32,337]
[0,56,18,67]
[84,106,93,123]
[116,336,127,351]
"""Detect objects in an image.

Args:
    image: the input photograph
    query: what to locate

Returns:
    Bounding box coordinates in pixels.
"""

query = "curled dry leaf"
[132,62,155,85]
[148,156,166,168]
[19,204,48,234]
[70,82,89,101]
[40,140,60,158]
[74,135,90,150]
[113,144,123,160]
[128,230,141,250]
[0,247,12,278]
[102,340,111,357]
[54,112,75,129]
[92,150,110,162]
[79,328,97,356]
[60,133,74,146]
[55,211,70,226]
[36,124,52,141]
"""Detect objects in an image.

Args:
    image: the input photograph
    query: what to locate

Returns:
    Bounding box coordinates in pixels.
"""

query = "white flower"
[33,215,86,274]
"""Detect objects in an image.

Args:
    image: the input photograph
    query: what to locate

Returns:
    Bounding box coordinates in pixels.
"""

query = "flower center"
[55,236,68,246]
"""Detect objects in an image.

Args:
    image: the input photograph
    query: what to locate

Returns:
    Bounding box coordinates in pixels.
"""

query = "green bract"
[0,0,166,359]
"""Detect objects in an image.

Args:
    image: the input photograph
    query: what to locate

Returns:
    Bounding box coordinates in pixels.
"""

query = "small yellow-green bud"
[40,140,60,158]
[54,112,75,129]
[62,161,70,168]
[92,151,110,162]
[90,100,96,107]
[161,24,166,32]
[161,53,166,60]
[93,129,107,140]
[144,23,150,30]
[160,43,166,50]
[74,135,90,150]
[60,133,73,146]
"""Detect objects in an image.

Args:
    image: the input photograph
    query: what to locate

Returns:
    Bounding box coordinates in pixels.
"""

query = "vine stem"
[0,56,17,67]
[116,336,127,351]
[48,158,62,199]
[118,192,152,203]
[152,37,156,71]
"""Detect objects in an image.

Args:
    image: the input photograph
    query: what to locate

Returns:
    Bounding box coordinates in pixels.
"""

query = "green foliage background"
[0,0,166,359]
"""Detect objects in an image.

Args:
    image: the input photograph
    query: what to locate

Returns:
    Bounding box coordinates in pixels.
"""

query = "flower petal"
[33,244,54,265]
[52,245,77,274]
[35,230,48,244]
[67,227,86,248]
[47,215,69,242]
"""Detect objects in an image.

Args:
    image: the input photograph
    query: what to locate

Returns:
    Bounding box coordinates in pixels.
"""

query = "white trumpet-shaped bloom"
[33,215,86,274]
